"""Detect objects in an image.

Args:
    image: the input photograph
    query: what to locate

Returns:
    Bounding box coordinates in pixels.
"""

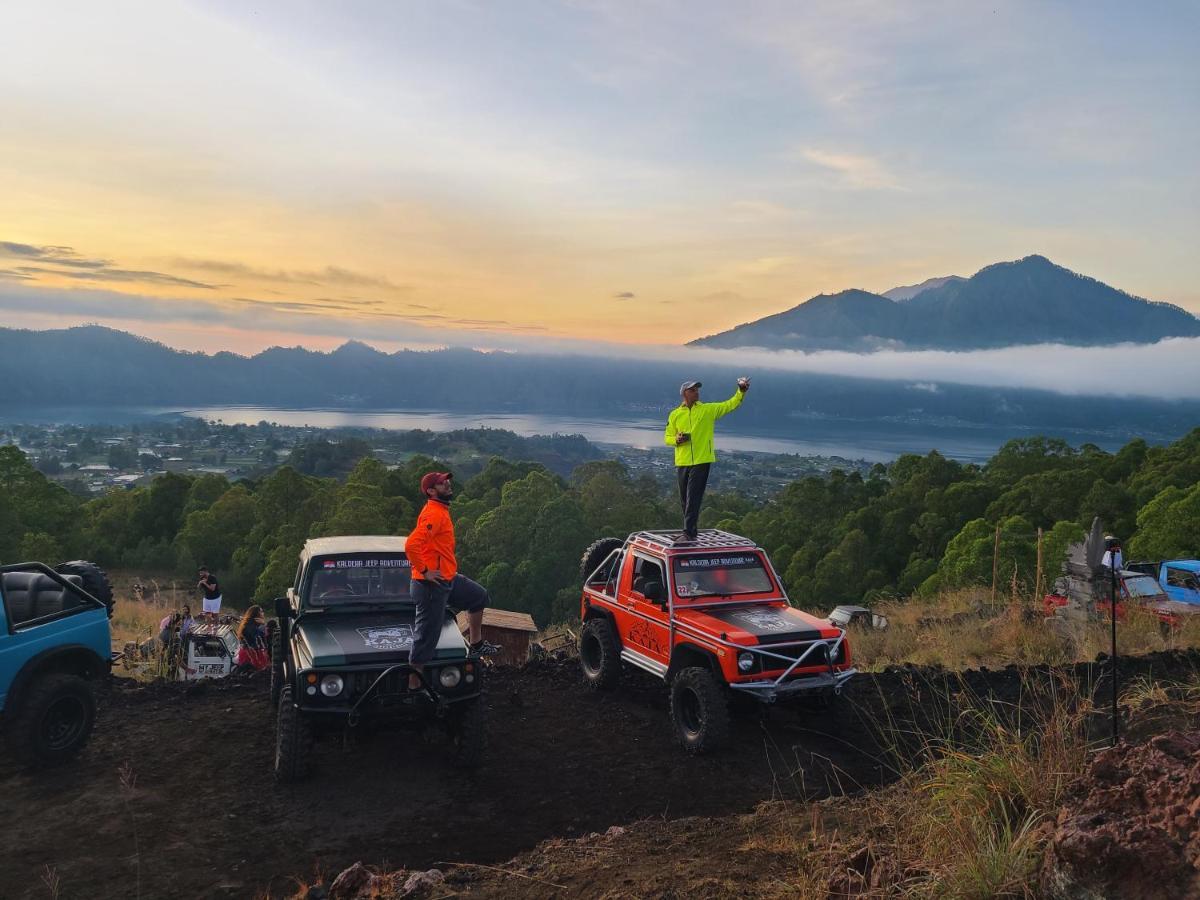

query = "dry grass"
[851,587,1200,671]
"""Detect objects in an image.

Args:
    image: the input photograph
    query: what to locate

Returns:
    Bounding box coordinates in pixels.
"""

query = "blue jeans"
[410,574,489,665]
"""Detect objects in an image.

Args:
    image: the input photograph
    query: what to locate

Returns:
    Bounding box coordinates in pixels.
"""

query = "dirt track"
[2,651,1198,900]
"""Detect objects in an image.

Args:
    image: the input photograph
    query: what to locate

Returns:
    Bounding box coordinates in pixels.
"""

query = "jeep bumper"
[728,667,857,703]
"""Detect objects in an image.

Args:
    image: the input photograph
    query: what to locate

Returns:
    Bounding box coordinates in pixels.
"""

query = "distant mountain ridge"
[692,256,1200,351]
[2,323,1199,444]
[883,275,965,302]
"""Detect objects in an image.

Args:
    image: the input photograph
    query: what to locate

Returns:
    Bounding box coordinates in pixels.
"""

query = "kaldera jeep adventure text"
[272,536,486,782]
[578,530,856,753]
[0,560,115,766]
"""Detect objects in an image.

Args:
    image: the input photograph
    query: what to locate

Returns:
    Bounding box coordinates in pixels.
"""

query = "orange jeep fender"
[667,642,724,684]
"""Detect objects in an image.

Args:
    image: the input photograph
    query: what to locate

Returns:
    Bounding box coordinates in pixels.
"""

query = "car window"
[1165,567,1197,589]
[1121,575,1163,598]
[672,552,773,599]
[631,556,665,598]
[584,550,621,598]
[305,555,413,606]
[194,637,227,658]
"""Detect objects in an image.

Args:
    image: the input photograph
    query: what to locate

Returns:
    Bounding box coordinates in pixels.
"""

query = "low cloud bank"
[1,281,1197,400]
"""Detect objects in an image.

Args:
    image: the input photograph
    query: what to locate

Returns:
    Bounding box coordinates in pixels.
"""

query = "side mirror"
[274,596,292,620]
[642,580,665,603]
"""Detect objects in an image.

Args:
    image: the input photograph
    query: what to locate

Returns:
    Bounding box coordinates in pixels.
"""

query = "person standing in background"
[197,566,222,629]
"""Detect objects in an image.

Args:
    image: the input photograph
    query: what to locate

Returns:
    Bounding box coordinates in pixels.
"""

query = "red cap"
[420,471,452,494]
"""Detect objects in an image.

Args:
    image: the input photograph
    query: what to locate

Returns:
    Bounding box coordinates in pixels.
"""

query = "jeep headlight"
[438,666,462,689]
[320,674,344,697]
[737,652,756,673]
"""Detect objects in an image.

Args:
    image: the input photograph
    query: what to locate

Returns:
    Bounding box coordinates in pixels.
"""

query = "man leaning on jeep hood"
[405,472,497,690]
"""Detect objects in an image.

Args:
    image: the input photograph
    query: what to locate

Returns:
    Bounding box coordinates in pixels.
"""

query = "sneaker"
[470,639,501,656]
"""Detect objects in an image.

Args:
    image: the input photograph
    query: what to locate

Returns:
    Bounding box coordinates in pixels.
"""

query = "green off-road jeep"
[271,536,486,782]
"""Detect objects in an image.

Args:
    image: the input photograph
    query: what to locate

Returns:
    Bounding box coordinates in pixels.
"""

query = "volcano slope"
[1,651,1197,900]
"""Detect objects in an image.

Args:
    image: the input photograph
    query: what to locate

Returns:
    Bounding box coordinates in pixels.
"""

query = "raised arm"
[710,388,746,419]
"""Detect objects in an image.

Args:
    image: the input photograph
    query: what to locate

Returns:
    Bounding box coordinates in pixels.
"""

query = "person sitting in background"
[157,611,181,648]
[179,604,195,639]
[233,605,270,673]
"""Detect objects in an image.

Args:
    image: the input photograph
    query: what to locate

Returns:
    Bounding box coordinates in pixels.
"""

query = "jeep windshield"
[1122,574,1166,599]
[304,554,413,608]
[671,552,774,599]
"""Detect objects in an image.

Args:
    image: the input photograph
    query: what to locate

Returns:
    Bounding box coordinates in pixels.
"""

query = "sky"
[1,1,1197,356]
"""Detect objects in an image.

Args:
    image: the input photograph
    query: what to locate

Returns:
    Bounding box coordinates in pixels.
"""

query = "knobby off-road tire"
[670,666,730,755]
[274,685,313,783]
[269,625,284,709]
[5,672,97,766]
[580,617,620,691]
[447,696,486,769]
[55,560,114,617]
[579,537,623,582]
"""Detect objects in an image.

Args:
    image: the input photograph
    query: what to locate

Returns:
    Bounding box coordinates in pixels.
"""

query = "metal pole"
[1110,562,1119,746]
[991,525,1001,606]
[1035,527,1044,602]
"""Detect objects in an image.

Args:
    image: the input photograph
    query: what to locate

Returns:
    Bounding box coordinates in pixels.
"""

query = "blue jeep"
[0,561,114,765]
[1127,559,1200,606]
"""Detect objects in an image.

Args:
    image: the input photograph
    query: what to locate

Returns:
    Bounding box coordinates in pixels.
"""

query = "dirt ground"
[2,651,1198,900]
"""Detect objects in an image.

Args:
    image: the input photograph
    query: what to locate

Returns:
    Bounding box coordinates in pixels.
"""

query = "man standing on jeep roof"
[197,566,222,629]
[406,472,498,691]
[664,377,750,540]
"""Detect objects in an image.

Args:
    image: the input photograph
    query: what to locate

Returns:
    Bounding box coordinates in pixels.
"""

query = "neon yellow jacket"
[664,389,746,466]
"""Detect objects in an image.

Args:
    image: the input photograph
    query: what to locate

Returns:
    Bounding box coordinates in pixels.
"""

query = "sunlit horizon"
[2,2,1197,351]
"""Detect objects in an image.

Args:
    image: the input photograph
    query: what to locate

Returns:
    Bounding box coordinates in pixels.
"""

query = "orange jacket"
[406,498,457,581]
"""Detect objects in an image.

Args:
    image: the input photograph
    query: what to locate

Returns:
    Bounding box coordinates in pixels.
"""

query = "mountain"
[2,324,1199,444]
[692,256,1200,351]
[883,275,965,302]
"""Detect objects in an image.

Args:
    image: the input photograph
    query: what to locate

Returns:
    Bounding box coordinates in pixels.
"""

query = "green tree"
[1128,484,1200,560]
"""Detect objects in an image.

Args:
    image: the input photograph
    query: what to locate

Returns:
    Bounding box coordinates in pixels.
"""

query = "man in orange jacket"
[406,471,498,690]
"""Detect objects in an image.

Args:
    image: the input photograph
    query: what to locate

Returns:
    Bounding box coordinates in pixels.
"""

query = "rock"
[328,861,383,899]
[604,826,626,838]
[1041,731,1200,899]
[400,869,445,896]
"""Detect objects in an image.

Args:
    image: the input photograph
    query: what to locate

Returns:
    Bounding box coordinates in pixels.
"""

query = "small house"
[456,608,538,667]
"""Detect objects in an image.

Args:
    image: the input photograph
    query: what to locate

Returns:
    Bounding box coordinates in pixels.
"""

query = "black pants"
[676,463,710,536]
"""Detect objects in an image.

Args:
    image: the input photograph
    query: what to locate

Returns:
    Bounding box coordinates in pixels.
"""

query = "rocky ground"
[1,652,1197,899]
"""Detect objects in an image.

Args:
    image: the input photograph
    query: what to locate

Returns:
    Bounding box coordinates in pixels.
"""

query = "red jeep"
[578,529,857,753]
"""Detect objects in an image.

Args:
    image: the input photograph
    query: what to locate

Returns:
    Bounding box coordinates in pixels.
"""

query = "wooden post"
[991,525,1001,606]
[1035,527,1044,604]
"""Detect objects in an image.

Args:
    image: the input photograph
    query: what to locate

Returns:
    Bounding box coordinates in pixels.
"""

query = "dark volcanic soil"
[1,651,1197,900]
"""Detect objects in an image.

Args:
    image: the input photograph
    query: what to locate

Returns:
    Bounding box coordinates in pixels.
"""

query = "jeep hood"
[295,610,464,666]
[675,604,835,645]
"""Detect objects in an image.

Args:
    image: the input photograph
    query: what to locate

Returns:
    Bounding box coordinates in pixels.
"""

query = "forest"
[2,427,1198,625]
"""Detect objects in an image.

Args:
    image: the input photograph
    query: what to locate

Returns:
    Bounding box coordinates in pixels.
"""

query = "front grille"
[757,640,844,670]
[349,668,409,700]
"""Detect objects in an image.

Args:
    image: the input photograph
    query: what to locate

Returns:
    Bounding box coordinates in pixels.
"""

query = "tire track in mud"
[1,650,1196,899]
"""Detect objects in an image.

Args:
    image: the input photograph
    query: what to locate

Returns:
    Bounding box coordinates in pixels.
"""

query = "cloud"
[797,148,907,191]
[170,258,406,291]
[613,291,635,299]
[1,240,219,289]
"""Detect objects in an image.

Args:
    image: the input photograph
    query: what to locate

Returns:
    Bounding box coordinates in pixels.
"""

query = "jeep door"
[617,553,671,670]
[1163,566,1200,605]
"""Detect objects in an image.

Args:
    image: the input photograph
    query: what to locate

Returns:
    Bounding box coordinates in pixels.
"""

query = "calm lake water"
[0,404,1140,463]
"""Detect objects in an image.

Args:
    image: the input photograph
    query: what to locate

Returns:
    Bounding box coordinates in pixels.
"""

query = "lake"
[0,404,1144,463]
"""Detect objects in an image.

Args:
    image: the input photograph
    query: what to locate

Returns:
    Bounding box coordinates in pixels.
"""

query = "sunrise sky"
[1,1,1197,354]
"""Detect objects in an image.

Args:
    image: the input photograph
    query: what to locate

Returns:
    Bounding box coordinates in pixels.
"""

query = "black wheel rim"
[581,633,602,675]
[41,696,87,752]
[678,686,703,738]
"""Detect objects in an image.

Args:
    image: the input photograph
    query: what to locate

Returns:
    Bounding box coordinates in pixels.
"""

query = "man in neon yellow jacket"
[664,377,750,539]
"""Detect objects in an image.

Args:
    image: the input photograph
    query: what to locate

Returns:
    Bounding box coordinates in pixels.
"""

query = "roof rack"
[631,529,758,553]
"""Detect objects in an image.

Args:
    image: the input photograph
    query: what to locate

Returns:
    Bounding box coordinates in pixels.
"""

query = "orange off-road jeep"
[578,529,857,753]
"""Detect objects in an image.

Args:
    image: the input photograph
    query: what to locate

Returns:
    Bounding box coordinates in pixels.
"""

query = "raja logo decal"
[356,625,414,650]
[730,610,790,632]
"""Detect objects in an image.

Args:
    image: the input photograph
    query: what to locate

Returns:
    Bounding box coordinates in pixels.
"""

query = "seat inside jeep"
[1,572,85,626]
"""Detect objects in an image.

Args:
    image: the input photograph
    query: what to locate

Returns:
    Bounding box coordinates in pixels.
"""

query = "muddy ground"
[2,651,1198,900]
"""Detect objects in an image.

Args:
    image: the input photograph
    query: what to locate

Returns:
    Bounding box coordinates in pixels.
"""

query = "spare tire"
[55,560,114,618]
[579,537,624,582]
